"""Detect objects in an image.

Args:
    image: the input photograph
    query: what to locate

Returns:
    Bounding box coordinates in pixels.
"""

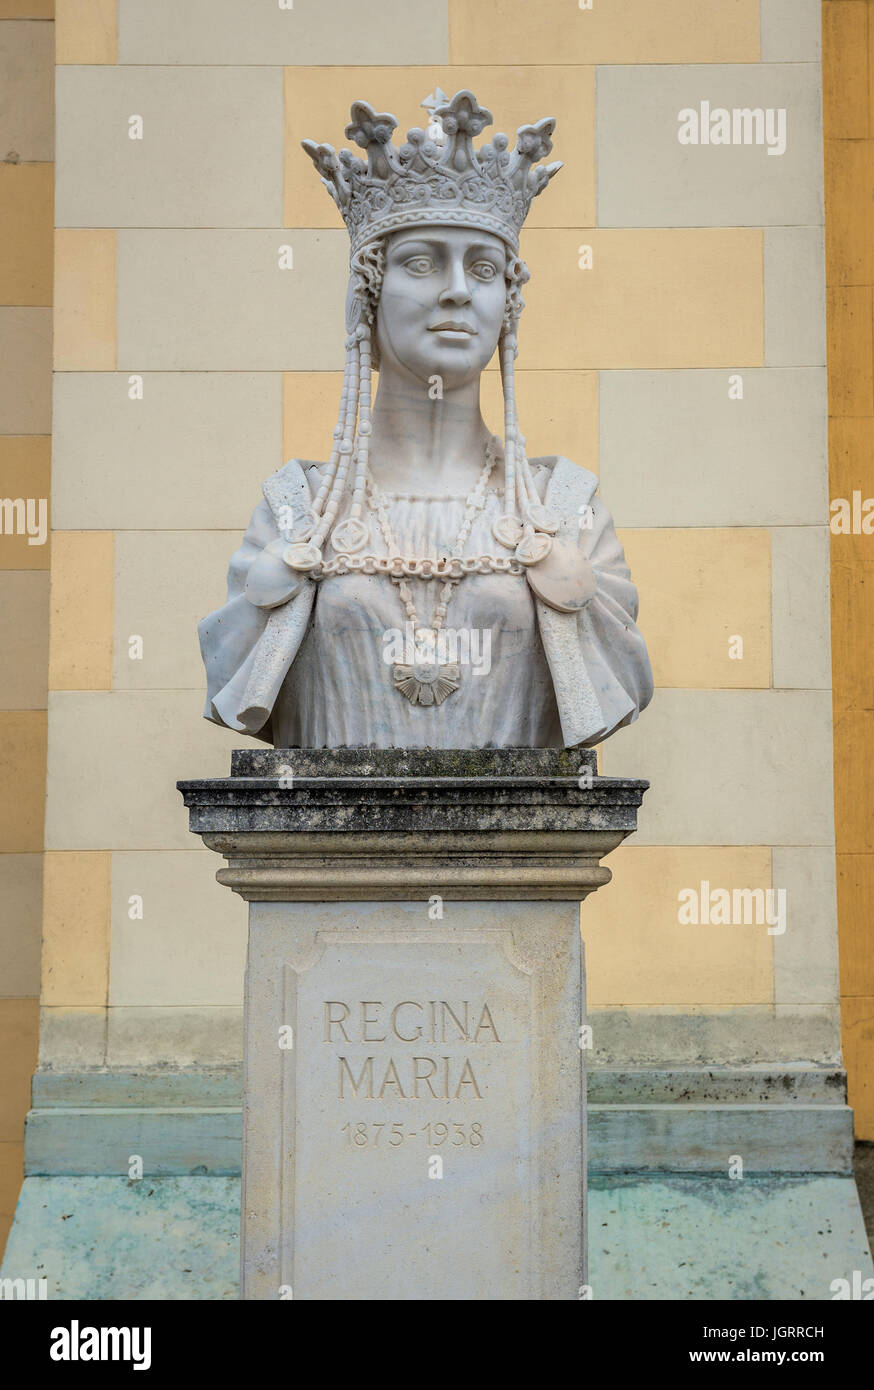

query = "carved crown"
[301,89,562,256]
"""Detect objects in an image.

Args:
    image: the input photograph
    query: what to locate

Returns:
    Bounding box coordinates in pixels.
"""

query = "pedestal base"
[179,749,647,1301]
[242,898,584,1301]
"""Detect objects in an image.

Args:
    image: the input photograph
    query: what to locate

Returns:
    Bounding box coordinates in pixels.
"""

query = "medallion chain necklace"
[366,435,509,707]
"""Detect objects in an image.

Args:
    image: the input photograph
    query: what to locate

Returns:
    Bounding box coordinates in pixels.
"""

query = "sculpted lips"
[429,320,477,335]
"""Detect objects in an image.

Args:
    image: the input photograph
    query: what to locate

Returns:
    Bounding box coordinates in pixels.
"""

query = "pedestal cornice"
[178,748,648,901]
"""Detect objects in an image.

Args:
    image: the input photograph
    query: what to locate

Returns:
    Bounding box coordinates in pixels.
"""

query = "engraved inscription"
[340,1120,484,1147]
[325,999,501,1104]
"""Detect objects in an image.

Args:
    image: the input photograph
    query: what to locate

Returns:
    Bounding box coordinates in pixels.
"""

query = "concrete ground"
[1,1171,871,1300]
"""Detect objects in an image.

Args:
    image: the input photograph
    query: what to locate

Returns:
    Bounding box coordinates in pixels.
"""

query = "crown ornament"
[302,89,562,255]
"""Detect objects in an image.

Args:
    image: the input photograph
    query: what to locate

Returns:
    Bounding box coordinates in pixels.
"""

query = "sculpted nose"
[438,259,472,308]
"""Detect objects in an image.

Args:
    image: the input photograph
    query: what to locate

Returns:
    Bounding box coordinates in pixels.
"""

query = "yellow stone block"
[0,436,51,570]
[48,531,114,690]
[54,230,116,370]
[618,528,771,689]
[0,2,53,14]
[283,371,346,466]
[0,1001,38,1143]
[842,995,874,1141]
[0,712,46,852]
[0,1142,25,1260]
[823,0,870,140]
[56,0,117,64]
[519,230,764,369]
[836,852,874,997]
[825,139,874,289]
[41,851,111,1006]
[834,710,874,854]
[0,164,53,306]
[284,65,594,230]
[449,0,760,65]
[582,845,774,1007]
[481,369,597,471]
[826,286,874,417]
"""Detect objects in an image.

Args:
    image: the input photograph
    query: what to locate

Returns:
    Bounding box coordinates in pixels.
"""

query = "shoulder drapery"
[198,456,653,747]
[535,456,653,746]
[199,461,316,743]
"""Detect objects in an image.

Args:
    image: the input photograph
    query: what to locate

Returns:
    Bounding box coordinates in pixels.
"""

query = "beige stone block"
[38,1005,106,1067]
[54,231,116,370]
[116,229,346,370]
[0,998,38,1141]
[0,164,53,305]
[0,572,48,707]
[771,527,832,690]
[598,368,827,528]
[109,850,247,1006]
[597,64,823,229]
[52,372,281,530]
[519,230,764,369]
[0,22,54,160]
[589,1002,841,1067]
[582,845,773,1007]
[0,437,50,571]
[0,854,42,996]
[765,227,826,367]
[0,309,52,432]
[772,847,840,1007]
[41,851,110,1007]
[105,1005,243,1066]
[481,369,597,472]
[44,689,260,851]
[619,528,771,690]
[118,0,447,64]
[48,531,113,691]
[113,530,245,690]
[0,711,46,852]
[602,690,835,847]
[284,66,593,230]
[56,0,117,63]
[448,0,760,64]
[760,0,822,60]
[56,66,283,227]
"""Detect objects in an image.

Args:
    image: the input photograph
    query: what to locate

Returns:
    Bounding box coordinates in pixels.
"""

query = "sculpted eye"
[471,260,500,281]
[403,256,434,275]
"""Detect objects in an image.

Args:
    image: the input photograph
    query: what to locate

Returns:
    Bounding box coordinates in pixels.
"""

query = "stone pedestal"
[178,749,646,1301]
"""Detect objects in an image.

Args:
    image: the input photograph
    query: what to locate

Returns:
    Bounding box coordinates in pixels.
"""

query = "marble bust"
[199,90,652,750]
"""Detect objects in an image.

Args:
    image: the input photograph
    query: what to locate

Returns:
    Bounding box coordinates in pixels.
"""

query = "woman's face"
[374,226,509,391]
